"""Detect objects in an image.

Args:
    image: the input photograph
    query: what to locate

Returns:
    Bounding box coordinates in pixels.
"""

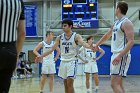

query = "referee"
[0,0,25,93]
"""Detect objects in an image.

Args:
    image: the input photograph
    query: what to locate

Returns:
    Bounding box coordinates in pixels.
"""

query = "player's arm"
[96,28,112,47]
[77,47,88,63]
[54,46,60,61]
[95,48,105,60]
[118,20,134,57]
[78,46,84,54]
[33,42,43,56]
[78,55,88,63]
[76,34,91,49]
[41,36,60,57]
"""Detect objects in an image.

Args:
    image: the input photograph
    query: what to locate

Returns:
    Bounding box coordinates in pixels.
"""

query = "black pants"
[0,42,17,93]
[26,68,32,73]
[0,70,14,93]
[17,68,25,75]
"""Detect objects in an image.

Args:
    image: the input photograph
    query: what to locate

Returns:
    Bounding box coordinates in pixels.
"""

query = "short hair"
[45,31,54,37]
[62,19,73,27]
[117,1,128,15]
[86,36,93,42]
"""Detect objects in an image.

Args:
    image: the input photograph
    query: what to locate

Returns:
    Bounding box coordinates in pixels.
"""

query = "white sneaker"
[87,90,90,93]
[95,88,98,93]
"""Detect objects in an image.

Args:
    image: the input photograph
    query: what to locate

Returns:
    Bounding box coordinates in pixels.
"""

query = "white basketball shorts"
[41,60,56,74]
[58,60,77,79]
[84,61,98,74]
[110,53,131,77]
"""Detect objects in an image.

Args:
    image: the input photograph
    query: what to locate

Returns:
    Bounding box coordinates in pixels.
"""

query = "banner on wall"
[24,5,37,36]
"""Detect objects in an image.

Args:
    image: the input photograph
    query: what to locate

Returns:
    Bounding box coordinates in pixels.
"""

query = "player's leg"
[110,54,131,93]
[40,74,47,93]
[49,74,54,93]
[92,62,99,92]
[64,79,68,93]
[120,54,131,93]
[84,63,91,92]
[110,54,123,93]
[85,73,90,92]
[48,62,56,93]
[58,61,68,93]
[93,73,99,92]
[67,78,74,93]
[111,75,124,93]
[66,60,77,93]
[120,77,125,93]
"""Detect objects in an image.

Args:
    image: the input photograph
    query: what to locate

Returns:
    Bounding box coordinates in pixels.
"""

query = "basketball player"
[78,36,105,93]
[93,1,134,93]
[33,31,60,93]
[35,19,93,93]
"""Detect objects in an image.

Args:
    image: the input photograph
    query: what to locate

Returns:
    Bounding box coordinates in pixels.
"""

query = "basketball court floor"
[10,75,140,93]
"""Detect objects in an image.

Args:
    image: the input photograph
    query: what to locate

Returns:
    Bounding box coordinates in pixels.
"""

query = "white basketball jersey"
[42,41,54,61]
[81,46,96,62]
[60,32,78,61]
[111,17,129,53]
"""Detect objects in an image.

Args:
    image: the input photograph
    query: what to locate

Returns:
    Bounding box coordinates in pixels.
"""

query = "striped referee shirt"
[0,0,25,43]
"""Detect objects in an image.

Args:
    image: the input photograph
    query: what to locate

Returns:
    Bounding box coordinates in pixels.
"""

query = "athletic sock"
[87,88,90,92]
[95,86,99,89]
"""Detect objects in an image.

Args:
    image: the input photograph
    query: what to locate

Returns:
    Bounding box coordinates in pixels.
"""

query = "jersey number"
[113,33,116,41]
[65,43,69,53]
[90,53,92,57]
[65,47,69,53]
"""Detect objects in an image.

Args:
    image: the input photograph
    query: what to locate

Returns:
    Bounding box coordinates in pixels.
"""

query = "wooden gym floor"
[9,75,140,93]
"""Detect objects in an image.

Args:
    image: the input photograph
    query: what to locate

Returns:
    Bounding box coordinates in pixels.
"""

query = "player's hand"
[54,57,57,62]
[35,56,43,63]
[92,44,99,52]
[112,55,122,65]
[84,60,89,63]
[93,57,99,61]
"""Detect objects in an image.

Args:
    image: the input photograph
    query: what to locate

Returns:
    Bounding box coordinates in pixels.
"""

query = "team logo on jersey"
[45,47,51,49]
[62,42,72,45]
[87,50,92,52]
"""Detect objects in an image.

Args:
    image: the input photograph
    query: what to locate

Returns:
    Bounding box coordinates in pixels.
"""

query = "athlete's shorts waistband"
[61,59,78,62]
[112,52,130,55]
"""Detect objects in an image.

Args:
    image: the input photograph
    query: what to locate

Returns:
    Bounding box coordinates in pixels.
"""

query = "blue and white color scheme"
[80,46,98,74]
[110,17,131,77]
[62,0,98,28]
[58,32,78,79]
[59,32,78,61]
[24,5,37,36]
